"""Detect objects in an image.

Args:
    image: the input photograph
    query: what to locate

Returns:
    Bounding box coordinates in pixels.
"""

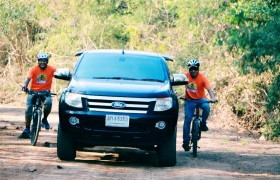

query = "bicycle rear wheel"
[191,118,199,157]
[30,109,42,146]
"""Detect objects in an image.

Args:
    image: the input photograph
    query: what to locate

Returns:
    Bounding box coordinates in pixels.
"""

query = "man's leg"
[183,100,196,151]
[20,95,33,138]
[199,98,210,131]
[42,96,52,130]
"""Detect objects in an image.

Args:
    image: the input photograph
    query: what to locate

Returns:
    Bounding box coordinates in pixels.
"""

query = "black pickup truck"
[54,50,187,166]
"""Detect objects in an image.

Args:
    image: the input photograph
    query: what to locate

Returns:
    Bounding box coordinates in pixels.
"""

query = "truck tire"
[157,127,177,167]
[57,124,76,160]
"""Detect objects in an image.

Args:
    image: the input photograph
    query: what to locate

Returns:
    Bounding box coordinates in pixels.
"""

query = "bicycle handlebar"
[179,97,218,103]
[25,88,57,96]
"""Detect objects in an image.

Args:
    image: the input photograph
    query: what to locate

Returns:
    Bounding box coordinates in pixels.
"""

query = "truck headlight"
[154,97,172,111]
[65,92,83,108]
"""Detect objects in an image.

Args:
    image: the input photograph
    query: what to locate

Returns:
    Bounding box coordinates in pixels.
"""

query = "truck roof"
[75,49,173,61]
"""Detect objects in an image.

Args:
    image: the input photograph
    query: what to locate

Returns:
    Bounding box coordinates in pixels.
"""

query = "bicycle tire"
[192,118,199,157]
[31,109,42,146]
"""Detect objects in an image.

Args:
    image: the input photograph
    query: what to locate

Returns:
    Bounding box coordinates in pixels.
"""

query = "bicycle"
[27,89,56,146]
[180,97,217,157]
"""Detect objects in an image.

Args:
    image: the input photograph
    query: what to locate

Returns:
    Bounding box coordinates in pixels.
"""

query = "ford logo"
[112,101,126,108]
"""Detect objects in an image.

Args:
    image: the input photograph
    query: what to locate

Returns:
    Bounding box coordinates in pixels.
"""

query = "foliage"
[0,0,41,67]
[221,0,280,75]
[261,75,280,140]
[260,108,280,141]
[218,0,280,139]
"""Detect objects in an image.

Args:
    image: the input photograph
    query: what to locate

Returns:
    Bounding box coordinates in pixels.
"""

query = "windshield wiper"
[92,77,137,80]
[92,77,163,82]
[121,77,138,80]
[139,78,164,82]
[92,77,108,79]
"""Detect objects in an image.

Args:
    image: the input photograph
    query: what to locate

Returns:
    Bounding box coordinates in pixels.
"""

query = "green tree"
[219,0,280,140]
[0,0,40,67]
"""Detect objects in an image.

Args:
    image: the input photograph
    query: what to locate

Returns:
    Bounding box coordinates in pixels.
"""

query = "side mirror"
[171,74,188,86]
[54,68,72,81]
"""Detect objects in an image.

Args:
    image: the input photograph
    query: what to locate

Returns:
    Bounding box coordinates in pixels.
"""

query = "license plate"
[105,115,130,127]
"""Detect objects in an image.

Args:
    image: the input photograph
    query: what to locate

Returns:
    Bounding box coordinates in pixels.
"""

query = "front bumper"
[59,109,178,147]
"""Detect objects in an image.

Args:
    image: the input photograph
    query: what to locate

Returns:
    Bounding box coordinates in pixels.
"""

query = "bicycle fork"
[190,117,202,148]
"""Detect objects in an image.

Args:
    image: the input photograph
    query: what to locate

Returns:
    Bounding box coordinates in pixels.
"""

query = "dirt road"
[0,104,279,180]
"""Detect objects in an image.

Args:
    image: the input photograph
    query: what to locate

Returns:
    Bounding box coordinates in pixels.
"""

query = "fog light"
[69,116,79,125]
[155,121,166,129]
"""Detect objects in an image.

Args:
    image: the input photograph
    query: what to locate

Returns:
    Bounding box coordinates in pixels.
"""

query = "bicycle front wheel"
[30,109,42,146]
[191,118,199,157]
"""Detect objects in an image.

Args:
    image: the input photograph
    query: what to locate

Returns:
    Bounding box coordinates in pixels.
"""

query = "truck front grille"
[84,95,156,114]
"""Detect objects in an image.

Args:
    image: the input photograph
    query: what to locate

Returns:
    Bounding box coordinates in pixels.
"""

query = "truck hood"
[67,78,171,98]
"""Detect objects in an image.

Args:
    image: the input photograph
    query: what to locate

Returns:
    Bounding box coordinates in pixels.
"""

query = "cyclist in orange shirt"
[19,53,56,138]
[182,59,216,151]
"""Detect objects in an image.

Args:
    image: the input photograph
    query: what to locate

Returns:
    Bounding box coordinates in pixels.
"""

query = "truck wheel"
[57,124,76,160]
[157,127,177,167]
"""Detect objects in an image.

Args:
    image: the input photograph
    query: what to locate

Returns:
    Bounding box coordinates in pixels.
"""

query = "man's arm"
[22,78,31,92]
[206,87,217,102]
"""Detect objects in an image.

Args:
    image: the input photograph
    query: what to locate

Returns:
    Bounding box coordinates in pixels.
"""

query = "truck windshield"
[75,53,166,82]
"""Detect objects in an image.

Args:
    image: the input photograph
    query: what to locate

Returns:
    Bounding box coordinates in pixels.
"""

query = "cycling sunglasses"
[189,67,199,71]
[38,58,48,62]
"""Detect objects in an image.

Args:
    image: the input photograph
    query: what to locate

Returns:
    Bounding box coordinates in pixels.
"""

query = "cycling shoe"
[200,124,209,131]
[182,142,190,151]
[18,128,30,139]
[42,118,50,130]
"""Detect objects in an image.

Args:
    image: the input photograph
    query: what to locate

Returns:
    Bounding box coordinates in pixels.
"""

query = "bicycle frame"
[194,105,202,137]
[180,97,217,157]
[28,90,50,146]
[191,106,202,157]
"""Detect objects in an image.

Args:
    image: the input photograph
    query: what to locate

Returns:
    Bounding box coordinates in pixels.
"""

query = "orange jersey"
[28,65,56,91]
[183,72,211,99]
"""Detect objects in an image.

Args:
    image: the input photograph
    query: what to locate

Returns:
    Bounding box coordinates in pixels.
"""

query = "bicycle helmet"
[187,59,200,68]
[37,53,49,60]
